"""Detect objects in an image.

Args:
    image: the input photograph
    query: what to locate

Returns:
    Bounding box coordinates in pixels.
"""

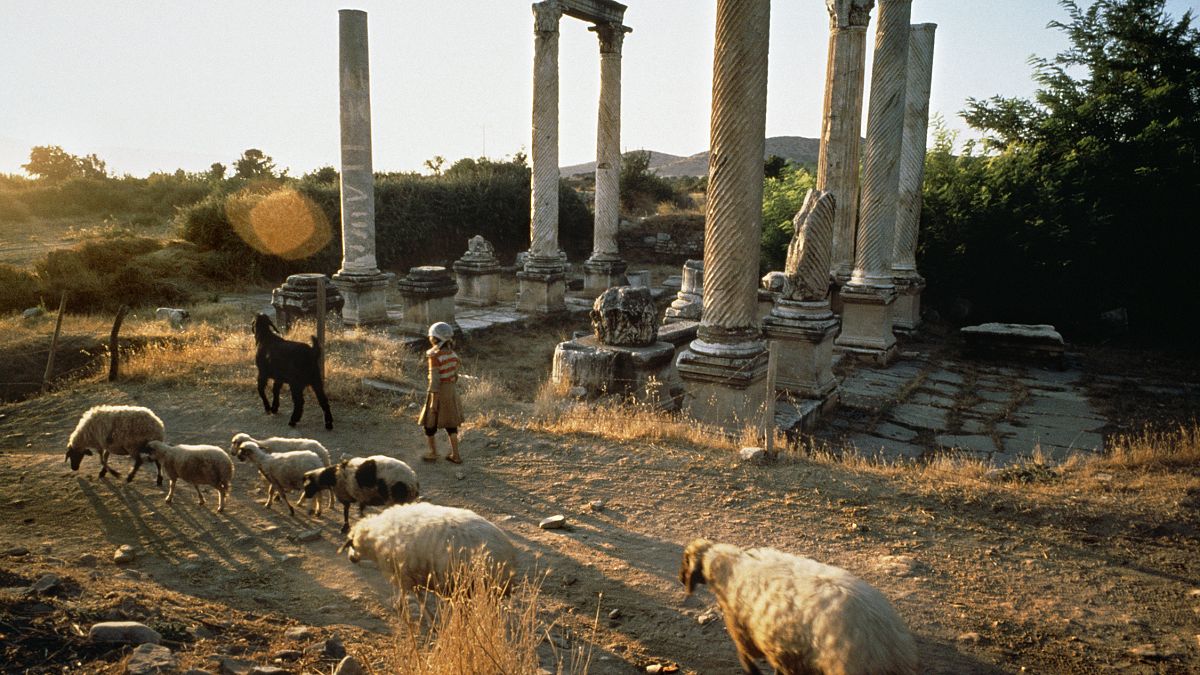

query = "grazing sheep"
[680,538,918,675]
[252,313,333,430]
[338,502,516,594]
[302,455,419,533]
[66,405,166,485]
[155,307,190,330]
[143,441,233,513]
[235,441,325,516]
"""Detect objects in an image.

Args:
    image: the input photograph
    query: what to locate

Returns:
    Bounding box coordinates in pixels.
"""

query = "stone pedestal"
[676,339,769,431]
[834,284,897,364]
[552,336,675,407]
[271,273,345,329]
[663,259,705,324]
[892,274,925,333]
[331,271,392,326]
[517,256,566,314]
[763,299,839,399]
[453,235,501,307]
[583,258,628,294]
[395,266,457,335]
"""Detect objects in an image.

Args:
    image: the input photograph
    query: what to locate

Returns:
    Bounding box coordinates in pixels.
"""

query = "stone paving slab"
[906,391,957,409]
[926,370,965,385]
[935,434,997,454]
[889,403,949,430]
[874,422,919,443]
[847,434,926,460]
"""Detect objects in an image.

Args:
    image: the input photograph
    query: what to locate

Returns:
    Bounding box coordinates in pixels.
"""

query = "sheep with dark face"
[253,313,333,430]
[680,538,918,675]
[66,405,165,485]
[302,455,419,533]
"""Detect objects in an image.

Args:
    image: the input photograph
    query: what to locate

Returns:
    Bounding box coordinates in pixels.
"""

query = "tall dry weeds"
[387,558,592,675]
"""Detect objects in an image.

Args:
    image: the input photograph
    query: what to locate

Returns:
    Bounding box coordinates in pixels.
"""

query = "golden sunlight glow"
[225,188,332,260]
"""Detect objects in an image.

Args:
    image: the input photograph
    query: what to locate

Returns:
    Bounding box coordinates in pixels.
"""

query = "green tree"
[760,165,815,271]
[22,145,90,181]
[208,162,227,181]
[619,149,677,213]
[233,148,276,179]
[763,154,787,180]
[923,0,1199,337]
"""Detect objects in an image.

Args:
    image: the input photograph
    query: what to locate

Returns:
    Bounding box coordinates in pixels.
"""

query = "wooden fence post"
[763,340,778,455]
[41,293,67,394]
[316,276,327,381]
[108,305,130,382]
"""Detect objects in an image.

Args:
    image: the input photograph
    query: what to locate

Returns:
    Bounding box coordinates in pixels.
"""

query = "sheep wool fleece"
[417,345,462,429]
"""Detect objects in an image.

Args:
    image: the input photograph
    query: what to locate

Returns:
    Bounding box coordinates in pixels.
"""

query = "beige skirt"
[418,380,462,429]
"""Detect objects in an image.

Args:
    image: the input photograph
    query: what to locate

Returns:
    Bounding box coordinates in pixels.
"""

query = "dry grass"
[387,558,593,675]
[1095,423,1200,471]
[526,394,738,453]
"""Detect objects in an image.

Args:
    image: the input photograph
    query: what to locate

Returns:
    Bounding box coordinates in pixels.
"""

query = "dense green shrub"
[760,165,815,272]
[0,264,41,313]
[0,173,212,223]
[32,235,191,313]
[620,150,683,215]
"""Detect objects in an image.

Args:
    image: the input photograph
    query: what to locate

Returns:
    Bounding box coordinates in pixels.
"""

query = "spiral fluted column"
[893,23,936,332]
[677,0,771,428]
[584,21,631,293]
[331,9,392,325]
[518,1,567,313]
[818,0,874,285]
[834,0,911,363]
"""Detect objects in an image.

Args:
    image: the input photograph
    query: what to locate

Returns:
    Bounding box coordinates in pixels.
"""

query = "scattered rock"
[323,637,346,660]
[316,605,338,614]
[590,286,658,346]
[234,535,255,548]
[214,656,254,675]
[262,526,281,535]
[189,625,215,640]
[284,626,318,641]
[3,546,29,557]
[291,529,322,543]
[125,643,176,674]
[21,307,44,319]
[89,621,162,645]
[333,656,367,675]
[114,545,137,564]
[608,608,622,620]
[249,667,290,675]
[183,670,215,675]
[28,573,63,596]
[957,631,982,644]
[272,650,301,662]
[589,499,606,512]
[738,447,768,465]
[454,470,466,480]
[697,611,719,626]
[275,554,302,564]
[77,553,99,567]
[1127,644,1176,660]
[539,515,567,530]
[874,555,921,577]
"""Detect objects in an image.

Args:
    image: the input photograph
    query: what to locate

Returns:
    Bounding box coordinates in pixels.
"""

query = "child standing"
[418,321,463,463]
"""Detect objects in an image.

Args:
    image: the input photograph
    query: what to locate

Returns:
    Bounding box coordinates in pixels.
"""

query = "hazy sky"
[2,1,1197,177]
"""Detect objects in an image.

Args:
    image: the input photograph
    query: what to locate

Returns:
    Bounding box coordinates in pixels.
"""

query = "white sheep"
[680,539,918,675]
[338,503,517,595]
[143,441,234,513]
[229,432,334,508]
[302,455,420,533]
[66,405,166,485]
[235,441,325,516]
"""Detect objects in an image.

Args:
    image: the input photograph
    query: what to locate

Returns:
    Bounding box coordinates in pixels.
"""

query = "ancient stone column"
[518,1,567,313]
[892,23,936,333]
[676,0,771,428]
[818,0,874,285]
[663,259,704,324]
[764,191,840,414]
[331,9,392,325]
[584,21,632,294]
[834,0,911,364]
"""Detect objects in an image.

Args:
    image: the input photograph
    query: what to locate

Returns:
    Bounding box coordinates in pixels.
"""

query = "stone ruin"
[552,286,676,407]
[271,273,344,329]
[395,266,458,336]
[453,235,501,307]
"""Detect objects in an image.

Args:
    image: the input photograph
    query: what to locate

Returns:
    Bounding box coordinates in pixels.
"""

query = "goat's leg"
[312,381,333,430]
[270,381,283,414]
[287,385,305,428]
[258,373,273,413]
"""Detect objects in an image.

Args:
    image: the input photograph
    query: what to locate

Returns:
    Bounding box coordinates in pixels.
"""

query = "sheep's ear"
[680,539,710,594]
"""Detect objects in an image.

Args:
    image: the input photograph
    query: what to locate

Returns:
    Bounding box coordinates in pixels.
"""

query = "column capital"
[590,21,631,55]
[533,1,563,34]
[826,0,874,29]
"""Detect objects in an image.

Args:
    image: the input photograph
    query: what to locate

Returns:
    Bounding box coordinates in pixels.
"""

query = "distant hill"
[561,136,821,178]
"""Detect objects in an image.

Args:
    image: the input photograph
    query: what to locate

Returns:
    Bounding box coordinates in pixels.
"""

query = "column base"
[892,274,925,334]
[676,339,769,431]
[331,270,394,326]
[453,264,501,307]
[582,257,627,294]
[834,283,898,365]
[763,299,840,399]
[552,336,676,408]
[516,268,566,314]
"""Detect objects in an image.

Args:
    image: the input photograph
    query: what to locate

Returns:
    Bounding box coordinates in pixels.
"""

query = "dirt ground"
[1,313,1199,674]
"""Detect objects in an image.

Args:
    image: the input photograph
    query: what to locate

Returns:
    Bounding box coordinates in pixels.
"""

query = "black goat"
[253,313,333,430]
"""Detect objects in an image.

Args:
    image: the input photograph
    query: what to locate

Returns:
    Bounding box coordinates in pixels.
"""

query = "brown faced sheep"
[680,538,918,675]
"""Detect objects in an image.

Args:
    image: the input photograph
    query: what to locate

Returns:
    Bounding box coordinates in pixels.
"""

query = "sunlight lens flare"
[225,188,331,260]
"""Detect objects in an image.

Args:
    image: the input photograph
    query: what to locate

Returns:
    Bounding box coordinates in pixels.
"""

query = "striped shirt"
[427,347,459,384]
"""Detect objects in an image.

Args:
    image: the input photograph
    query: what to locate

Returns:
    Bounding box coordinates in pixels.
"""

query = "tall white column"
[331,9,392,325]
[818,1,875,285]
[677,0,771,428]
[583,21,631,293]
[834,0,912,363]
[892,23,936,332]
[518,1,567,313]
